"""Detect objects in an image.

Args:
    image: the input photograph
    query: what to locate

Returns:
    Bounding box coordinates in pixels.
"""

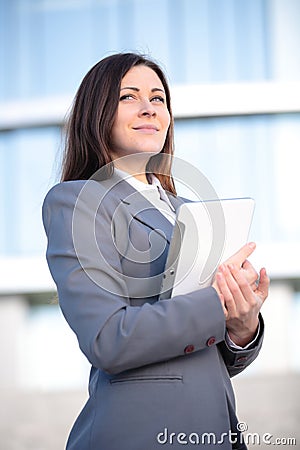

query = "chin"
[136,145,164,154]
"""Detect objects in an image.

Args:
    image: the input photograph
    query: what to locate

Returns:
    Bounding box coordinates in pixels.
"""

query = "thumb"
[256,267,270,302]
[224,242,256,268]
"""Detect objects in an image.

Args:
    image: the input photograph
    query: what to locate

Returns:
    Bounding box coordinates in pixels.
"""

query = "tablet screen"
[159,198,255,299]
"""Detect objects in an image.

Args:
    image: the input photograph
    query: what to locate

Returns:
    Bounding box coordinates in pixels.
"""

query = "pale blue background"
[1,0,300,258]
[0,0,300,389]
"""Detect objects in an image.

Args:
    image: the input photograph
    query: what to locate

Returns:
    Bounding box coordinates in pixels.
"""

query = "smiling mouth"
[133,125,159,131]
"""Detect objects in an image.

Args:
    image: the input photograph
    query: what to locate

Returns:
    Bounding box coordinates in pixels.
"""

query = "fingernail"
[248,242,256,249]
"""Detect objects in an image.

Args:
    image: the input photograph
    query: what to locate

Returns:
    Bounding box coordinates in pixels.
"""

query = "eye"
[151,96,165,103]
[120,94,135,101]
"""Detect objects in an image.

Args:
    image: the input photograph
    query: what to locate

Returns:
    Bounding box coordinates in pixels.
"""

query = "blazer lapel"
[121,192,174,244]
[100,172,175,244]
[166,191,186,210]
[95,172,190,244]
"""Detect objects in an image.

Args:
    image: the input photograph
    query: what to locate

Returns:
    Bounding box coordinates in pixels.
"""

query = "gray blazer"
[42,173,264,450]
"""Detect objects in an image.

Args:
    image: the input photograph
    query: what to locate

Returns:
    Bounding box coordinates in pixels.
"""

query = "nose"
[138,99,156,117]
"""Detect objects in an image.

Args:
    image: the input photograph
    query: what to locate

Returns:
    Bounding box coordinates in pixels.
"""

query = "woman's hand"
[223,242,259,287]
[212,242,270,347]
[216,264,269,346]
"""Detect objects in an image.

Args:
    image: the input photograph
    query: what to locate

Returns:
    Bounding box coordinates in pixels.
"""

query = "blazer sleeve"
[42,181,259,375]
[218,314,264,377]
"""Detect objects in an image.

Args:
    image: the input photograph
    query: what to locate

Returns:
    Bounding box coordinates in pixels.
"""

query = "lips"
[133,124,159,131]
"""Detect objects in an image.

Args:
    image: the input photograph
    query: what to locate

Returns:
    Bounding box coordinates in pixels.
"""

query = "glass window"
[2,0,300,101]
[174,113,300,244]
[0,127,61,256]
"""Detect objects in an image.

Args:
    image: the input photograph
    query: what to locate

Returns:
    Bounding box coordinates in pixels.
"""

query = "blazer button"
[236,356,248,363]
[184,344,195,354]
[206,337,216,347]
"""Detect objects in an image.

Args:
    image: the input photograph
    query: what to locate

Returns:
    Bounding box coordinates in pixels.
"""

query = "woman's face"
[110,65,170,161]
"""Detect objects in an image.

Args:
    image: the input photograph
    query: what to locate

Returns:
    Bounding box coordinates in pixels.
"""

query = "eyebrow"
[120,86,165,94]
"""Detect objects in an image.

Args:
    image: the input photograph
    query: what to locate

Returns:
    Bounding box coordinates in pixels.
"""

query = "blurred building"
[0,0,300,390]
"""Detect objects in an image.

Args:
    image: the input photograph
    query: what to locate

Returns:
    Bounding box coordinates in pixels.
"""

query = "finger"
[241,259,259,285]
[256,267,270,302]
[221,264,248,306]
[227,263,254,303]
[216,270,237,317]
[242,259,258,275]
[225,242,256,268]
[218,292,228,318]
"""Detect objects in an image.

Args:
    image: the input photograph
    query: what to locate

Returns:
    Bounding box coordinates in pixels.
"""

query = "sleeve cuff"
[225,322,261,350]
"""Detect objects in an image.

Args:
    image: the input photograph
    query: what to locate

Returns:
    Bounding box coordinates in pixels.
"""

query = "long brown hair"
[61,52,176,194]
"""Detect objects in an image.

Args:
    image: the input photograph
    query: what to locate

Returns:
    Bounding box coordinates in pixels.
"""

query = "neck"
[131,172,149,183]
[115,166,149,184]
[112,153,156,184]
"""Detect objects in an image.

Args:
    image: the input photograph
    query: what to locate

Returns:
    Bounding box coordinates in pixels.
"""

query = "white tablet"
[159,198,255,299]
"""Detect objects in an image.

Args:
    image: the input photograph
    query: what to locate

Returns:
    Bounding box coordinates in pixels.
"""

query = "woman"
[42,53,269,449]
